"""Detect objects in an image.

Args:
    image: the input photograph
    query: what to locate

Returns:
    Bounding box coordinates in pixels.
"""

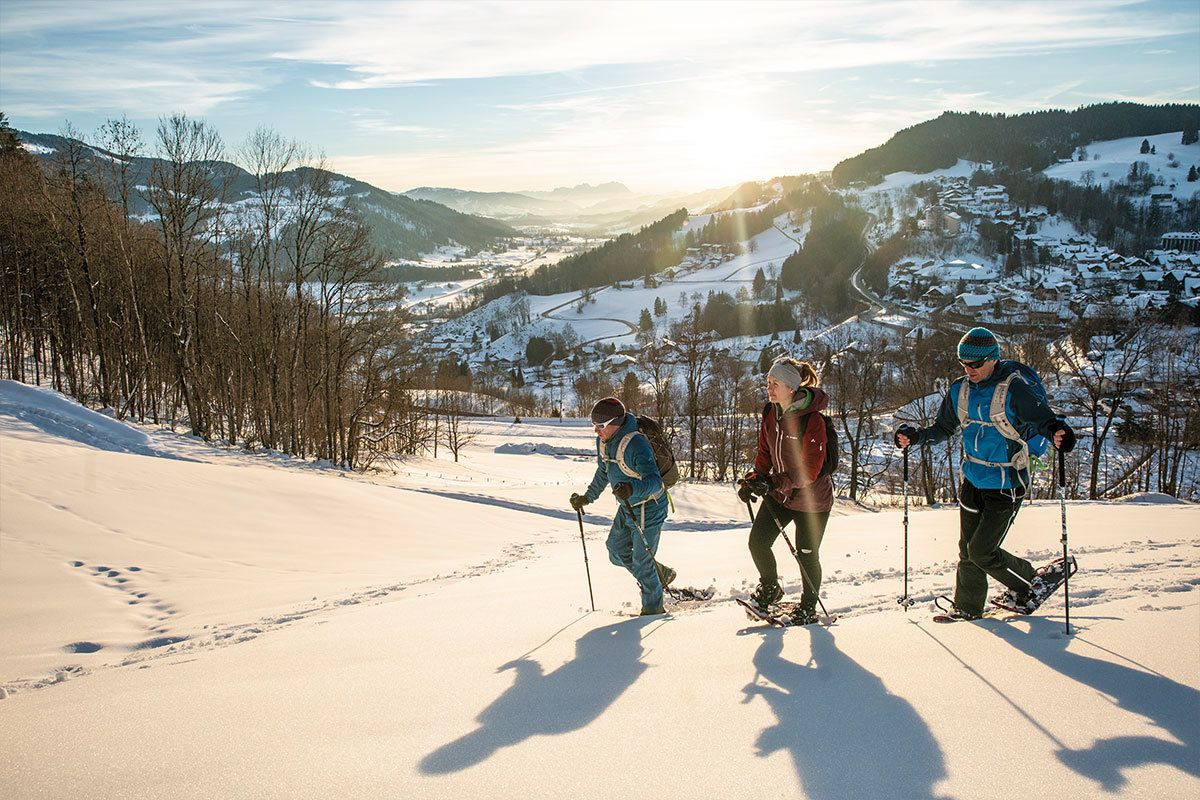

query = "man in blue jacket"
[570,397,671,615]
[895,328,1076,620]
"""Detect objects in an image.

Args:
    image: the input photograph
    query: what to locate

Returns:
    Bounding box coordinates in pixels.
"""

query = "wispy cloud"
[1,0,1195,192]
[3,0,1191,108]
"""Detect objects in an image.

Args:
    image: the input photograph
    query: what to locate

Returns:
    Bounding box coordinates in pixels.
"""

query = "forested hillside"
[516,209,690,294]
[831,102,1200,186]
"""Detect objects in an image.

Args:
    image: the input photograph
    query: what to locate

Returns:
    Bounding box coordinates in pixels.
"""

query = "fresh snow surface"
[1,379,1197,799]
[1044,131,1200,201]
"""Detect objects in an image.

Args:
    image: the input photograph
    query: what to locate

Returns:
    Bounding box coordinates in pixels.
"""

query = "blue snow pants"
[606,498,668,611]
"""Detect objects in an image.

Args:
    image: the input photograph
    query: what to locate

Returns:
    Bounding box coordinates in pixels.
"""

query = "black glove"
[746,475,773,498]
[737,480,754,503]
[569,492,590,511]
[1048,420,1076,453]
[613,482,633,502]
[894,424,920,448]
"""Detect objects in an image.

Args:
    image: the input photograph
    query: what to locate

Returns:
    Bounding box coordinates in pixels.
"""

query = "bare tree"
[820,327,896,502]
[890,329,960,504]
[1146,326,1200,497]
[666,308,714,478]
[1057,311,1155,499]
[699,351,759,482]
[146,113,228,438]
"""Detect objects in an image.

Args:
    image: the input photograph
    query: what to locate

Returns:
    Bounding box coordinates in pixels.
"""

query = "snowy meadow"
[1,379,1197,799]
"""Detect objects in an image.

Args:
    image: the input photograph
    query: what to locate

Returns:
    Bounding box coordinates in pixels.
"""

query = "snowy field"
[1044,130,1200,201]
[1,380,1198,799]
[442,213,806,356]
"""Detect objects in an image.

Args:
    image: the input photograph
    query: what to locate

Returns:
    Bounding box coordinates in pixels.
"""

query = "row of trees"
[0,113,449,468]
[547,307,1198,503]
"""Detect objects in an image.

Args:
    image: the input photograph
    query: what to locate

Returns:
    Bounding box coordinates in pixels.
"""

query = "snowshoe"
[990,556,1078,615]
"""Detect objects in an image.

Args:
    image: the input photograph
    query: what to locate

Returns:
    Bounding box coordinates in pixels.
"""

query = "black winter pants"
[748,495,830,610]
[954,479,1037,615]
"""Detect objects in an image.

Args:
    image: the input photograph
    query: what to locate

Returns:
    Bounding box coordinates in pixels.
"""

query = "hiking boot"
[1009,578,1045,614]
[1028,576,1049,603]
[934,595,982,620]
[790,605,819,625]
[655,560,677,588]
[749,581,784,610]
[639,604,666,616]
[942,606,982,621]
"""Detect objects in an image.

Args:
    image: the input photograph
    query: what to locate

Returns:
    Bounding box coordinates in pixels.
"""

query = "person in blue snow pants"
[570,397,671,615]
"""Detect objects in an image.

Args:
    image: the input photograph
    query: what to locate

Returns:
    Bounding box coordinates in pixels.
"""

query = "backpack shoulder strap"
[956,378,970,429]
[611,430,644,480]
[989,373,1022,443]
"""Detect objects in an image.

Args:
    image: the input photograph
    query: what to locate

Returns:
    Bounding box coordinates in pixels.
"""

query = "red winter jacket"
[753,388,834,513]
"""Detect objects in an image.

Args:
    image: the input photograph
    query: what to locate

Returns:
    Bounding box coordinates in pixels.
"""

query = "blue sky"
[1,0,1197,194]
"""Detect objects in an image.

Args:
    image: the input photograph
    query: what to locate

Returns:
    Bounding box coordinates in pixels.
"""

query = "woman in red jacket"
[738,357,834,624]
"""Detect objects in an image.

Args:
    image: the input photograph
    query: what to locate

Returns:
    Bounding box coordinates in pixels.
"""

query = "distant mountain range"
[21,101,1195,261]
[402,182,742,232]
[15,130,515,260]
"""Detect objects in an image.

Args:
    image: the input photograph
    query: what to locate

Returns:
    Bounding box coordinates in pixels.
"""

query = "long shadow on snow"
[745,626,950,800]
[412,489,739,531]
[985,617,1199,791]
[420,617,653,774]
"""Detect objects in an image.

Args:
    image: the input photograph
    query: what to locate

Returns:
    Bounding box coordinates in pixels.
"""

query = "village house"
[1160,231,1200,252]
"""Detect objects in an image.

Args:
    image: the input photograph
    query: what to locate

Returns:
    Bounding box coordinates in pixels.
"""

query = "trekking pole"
[1058,448,1071,636]
[576,508,595,612]
[898,447,915,611]
[759,501,831,618]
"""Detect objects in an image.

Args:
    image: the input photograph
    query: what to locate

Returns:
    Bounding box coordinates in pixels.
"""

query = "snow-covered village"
[2,3,1198,799]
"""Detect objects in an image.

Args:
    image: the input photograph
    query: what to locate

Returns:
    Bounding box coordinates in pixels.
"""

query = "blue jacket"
[916,361,1059,491]
[584,413,667,509]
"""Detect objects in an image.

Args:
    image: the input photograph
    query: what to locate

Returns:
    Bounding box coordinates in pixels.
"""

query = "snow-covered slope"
[1044,130,1200,201]
[1,380,1197,798]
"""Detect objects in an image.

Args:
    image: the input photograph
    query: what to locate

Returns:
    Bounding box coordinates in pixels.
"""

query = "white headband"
[768,361,804,391]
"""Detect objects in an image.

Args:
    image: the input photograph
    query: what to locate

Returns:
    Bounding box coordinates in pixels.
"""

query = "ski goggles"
[959,358,987,369]
[592,417,619,430]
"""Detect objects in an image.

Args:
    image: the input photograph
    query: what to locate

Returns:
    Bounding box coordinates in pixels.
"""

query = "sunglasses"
[592,417,619,430]
[959,358,987,369]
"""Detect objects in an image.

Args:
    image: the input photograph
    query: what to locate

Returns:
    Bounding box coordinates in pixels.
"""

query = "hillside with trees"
[517,209,690,294]
[13,129,515,261]
[0,114,433,467]
[831,102,1200,186]
[779,187,869,317]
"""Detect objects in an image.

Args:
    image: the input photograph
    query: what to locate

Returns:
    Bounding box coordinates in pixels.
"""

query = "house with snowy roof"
[1134,271,1165,291]
[1163,270,1200,297]
[950,293,996,316]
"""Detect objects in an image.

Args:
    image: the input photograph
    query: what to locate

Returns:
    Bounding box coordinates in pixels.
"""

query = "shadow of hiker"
[985,617,1199,791]
[744,626,950,800]
[420,618,653,774]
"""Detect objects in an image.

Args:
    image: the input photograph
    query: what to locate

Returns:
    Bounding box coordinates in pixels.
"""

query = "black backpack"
[603,414,679,489]
[763,404,839,479]
[817,413,839,478]
[634,415,680,488]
